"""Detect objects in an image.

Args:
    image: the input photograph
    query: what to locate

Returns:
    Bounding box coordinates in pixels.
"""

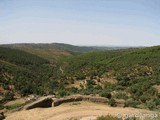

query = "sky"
[0,0,160,46]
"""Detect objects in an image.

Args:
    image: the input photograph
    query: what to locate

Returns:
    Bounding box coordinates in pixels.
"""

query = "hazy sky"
[0,0,160,46]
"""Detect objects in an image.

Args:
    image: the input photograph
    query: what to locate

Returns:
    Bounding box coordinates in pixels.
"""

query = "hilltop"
[1,43,133,53]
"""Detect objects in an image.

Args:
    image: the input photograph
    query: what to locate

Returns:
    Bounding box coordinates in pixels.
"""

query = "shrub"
[136,104,147,109]
[146,99,156,110]
[69,87,78,94]
[115,85,125,90]
[97,115,122,120]
[101,92,112,99]
[139,95,150,103]
[108,98,116,107]
[104,82,112,89]
[114,92,128,100]
[4,92,14,101]
[125,98,140,108]
[83,88,94,95]
[58,90,70,97]
[86,79,96,86]
[0,104,4,110]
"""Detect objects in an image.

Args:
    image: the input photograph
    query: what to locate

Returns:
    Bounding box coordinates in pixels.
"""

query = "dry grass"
[153,85,160,93]
[4,98,27,106]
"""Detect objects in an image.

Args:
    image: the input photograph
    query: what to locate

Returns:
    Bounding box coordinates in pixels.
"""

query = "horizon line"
[0,42,152,47]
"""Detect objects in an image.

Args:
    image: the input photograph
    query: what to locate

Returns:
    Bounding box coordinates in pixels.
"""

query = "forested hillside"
[0,47,62,109]
[1,43,74,62]
[0,45,160,111]
[59,46,160,110]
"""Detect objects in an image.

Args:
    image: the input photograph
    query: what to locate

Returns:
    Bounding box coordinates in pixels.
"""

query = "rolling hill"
[0,43,74,62]
[1,43,99,53]
[0,47,61,108]
[1,43,134,58]
[0,44,160,112]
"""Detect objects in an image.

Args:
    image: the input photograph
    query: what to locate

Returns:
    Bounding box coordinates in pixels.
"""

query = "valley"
[0,43,160,119]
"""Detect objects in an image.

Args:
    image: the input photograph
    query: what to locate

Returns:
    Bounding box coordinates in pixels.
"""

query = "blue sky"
[0,0,160,46]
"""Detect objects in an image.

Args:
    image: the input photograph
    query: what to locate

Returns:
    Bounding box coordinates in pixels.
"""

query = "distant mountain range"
[1,43,139,53]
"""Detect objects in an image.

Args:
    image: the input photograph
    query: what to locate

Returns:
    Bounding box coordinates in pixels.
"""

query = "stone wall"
[23,95,55,110]
[23,95,125,110]
[53,95,108,107]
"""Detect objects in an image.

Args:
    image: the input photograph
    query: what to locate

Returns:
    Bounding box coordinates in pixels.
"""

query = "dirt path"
[5,101,156,120]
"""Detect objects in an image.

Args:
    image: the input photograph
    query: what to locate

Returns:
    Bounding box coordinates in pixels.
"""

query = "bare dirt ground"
[5,101,156,120]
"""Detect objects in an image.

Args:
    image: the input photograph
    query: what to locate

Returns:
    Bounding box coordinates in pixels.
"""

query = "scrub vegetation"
[0,44,160,111]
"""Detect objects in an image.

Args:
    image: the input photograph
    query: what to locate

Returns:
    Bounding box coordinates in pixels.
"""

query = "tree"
[4,92,14,101]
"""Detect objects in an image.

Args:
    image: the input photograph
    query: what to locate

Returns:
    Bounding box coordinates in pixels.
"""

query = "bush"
[108,98,116,107]
[69,87,78,94]
[58,90,70,97]
[97,115,122,120]
[83,88,94,95]
[114,92,128,100]
[86,80,96,86]
[136,104,147,109]
[139,95,150,103]
[146,99,156,110]
[101,92,112,99]
[4,92,14,101]
[104,82,112,89]
[115,85,125,90]
[0,104,4,110]
[125,98,140,108]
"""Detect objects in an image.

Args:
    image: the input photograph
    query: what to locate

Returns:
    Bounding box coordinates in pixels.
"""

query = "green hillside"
[0,47,61,108]
[61,46,160,79]
[0,45,160,111]
[1,43,73,62]
[59,46,160,110]
[1,43,137,63]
